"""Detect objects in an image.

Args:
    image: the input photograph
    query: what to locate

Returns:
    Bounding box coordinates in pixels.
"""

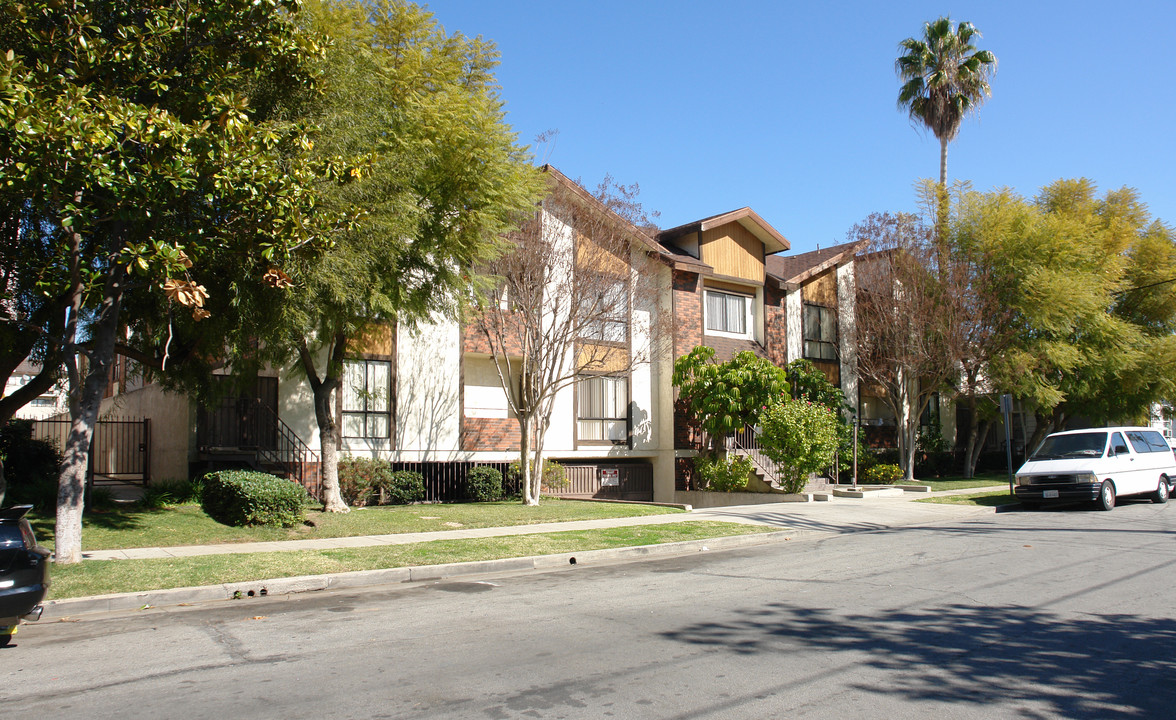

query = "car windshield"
[1030,432,1108,460]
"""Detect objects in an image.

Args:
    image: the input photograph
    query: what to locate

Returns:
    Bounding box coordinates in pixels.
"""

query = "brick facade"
[461,417,521,452]
[672,269,702,358]
[764,282,788,367]
[462,313,526,356]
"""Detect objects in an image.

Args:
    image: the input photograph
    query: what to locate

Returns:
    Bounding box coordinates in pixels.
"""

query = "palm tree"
[897,17,997,189]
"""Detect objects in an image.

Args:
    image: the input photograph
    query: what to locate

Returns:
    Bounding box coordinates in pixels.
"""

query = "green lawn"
[918,490,1018,507]
[909,474,1010,492]
[29,499,684,552]
[48,521,776,599]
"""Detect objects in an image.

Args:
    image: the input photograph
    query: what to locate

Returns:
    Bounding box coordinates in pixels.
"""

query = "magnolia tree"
[470,168,667,506]
[0,0,339,563]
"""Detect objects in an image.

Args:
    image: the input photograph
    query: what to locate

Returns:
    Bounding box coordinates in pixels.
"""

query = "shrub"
[861,463,903,484]
[693,455,753,492]
[376,470,426,505]
[200,470,308,527]
[1,419,61,511]
[508,459,568,493]
[337,457,392,506]
[759,399,840,494]
[464,466,503,502]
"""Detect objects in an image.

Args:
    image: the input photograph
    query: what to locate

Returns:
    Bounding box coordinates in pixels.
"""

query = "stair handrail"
[253,401,321,499]
[727,427,782,488]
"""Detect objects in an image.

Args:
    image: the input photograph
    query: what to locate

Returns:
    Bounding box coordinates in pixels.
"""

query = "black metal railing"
[32,417,151,486]
[198,397,320,499]
[255,402,321,499]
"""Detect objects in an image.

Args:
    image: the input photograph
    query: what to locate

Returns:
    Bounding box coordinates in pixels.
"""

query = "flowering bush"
[759,399,840,494]
[862,463,903,484]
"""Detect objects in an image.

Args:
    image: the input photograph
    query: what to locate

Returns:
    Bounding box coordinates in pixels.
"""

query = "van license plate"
[1043,490,1059,499]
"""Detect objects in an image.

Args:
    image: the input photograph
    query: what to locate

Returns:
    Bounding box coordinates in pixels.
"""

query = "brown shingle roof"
[765,240,865,289]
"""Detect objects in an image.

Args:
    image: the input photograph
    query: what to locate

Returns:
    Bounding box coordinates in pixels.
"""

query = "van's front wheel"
[1097,481,1116,511]
[1152,477,1169,504]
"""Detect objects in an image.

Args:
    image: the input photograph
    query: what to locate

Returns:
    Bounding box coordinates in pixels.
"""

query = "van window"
[1031,432,1107,460]
[1141,430,1171,453]
[1110,432,1129,455]
[1126,431,1153,454]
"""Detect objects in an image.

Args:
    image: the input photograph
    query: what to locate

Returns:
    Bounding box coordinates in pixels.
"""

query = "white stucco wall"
[396,317,462,461]
[97,384,193,484]
[836,261,859,411]
[785,290,803,363]
[279,356,322,453]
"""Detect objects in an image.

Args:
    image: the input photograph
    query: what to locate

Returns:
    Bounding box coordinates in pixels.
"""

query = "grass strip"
[31,499,684,552]
[49,521,775,599]
[918,490,1017,507]
[912,476,1008,492]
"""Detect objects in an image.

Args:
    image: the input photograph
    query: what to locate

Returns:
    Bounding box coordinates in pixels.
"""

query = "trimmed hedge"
[464,466,503,502]
[200,470,308,527]
[382,470,426,505]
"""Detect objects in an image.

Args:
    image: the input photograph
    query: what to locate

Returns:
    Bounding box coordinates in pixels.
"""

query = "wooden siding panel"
[354,324,394,355]
[700,223,764,282]
[803,268,837,306]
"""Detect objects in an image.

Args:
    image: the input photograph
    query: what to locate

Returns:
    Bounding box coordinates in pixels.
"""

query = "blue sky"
[426,1,1175,255]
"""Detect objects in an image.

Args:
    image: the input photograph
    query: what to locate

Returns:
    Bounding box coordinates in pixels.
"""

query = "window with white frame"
[704,289,752,337]
[342,359,391,439]
[803,304,838,361]
[577,375,628,443]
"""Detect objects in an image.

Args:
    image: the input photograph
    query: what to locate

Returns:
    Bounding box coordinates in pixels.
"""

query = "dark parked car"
[0,505,50,645]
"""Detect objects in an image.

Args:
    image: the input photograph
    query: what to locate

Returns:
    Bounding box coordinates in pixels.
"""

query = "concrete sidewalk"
[44,486,1010,619]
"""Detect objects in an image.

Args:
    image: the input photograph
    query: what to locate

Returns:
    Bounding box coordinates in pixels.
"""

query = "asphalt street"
[4,499,1176,719]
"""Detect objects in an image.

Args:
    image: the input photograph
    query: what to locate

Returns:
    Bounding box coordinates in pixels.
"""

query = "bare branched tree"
[469,167,668,505]
[853,212,963,480]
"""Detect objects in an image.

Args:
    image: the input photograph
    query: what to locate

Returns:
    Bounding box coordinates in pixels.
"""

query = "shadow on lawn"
[29,504,161,540]
[661,602,1176,717]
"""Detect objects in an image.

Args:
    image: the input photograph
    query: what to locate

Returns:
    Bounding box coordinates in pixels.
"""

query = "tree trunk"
[518,415,536,506]
[55,264,126,564]
[964,416,992,477]
[300,338,348,513]
[934,138,950,275]
[311,380,348,513]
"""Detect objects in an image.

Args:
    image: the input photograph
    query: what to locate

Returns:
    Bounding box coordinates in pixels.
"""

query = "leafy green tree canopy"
[672,347,787,454]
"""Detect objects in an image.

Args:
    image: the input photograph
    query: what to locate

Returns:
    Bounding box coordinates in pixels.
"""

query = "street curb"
[41,530,794,620]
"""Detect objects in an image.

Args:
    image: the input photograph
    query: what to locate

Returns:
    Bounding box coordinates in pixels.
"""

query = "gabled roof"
[658,207,790,255]
[765,239,866,290]
[540,165,668,259]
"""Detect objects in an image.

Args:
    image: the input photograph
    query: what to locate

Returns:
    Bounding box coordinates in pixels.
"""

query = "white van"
[1013,427,1176,511]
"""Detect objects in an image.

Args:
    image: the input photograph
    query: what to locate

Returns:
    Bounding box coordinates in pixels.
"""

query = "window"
[1127,430,1171,454]
[804,304,838,360]
[581,279,628,343]
[578,375,628,443]
[705,290,750,336]
[342,359,391,439]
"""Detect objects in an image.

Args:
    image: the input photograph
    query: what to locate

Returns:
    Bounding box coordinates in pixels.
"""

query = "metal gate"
[33,417,151,486]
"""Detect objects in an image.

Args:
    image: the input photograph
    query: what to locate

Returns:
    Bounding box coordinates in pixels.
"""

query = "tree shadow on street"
[662,602,1176,717]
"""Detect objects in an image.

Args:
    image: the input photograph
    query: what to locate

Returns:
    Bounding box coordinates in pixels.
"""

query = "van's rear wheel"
[1152,477,1169,504]
[1097,481,1116,511]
